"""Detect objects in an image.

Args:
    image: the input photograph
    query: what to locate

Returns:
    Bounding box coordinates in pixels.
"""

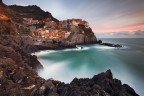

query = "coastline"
[29,39,122,53]
[0,38,139,96]
[0,1,139,95]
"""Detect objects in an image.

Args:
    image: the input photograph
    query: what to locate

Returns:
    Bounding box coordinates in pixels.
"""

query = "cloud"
[4,0,144,38]
[96,30,144,38]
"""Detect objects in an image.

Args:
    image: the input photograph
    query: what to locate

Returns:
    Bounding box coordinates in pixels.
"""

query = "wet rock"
[97,40,122,48]
[0,47,139,96]
[100,42,122,48]
[0,2,139,96]
[57,70,139,96]
[97,40,102,44]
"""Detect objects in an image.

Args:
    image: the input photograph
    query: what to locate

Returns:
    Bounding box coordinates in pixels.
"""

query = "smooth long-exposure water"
[33,38,144,95]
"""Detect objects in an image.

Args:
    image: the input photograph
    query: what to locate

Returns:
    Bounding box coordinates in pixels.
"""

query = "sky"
[4,0,144,38]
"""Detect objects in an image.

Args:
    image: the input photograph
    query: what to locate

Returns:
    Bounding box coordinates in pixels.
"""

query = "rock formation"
[0,2,28,35]
[0,44,44,95]
[0,48,139,96]
[0,35,33,51]
[8,5,97,46]
[57,70,139,96]
[67,24,97,44]
[0,2,139,96]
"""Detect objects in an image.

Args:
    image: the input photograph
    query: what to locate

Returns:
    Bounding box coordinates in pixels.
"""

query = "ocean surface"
[33,38,144,96]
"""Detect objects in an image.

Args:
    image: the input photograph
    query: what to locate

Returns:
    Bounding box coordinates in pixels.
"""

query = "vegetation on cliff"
[9,5,58,22]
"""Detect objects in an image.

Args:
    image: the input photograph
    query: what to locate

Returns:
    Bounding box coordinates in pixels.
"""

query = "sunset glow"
[4,0,144,38]
[0,13,10,21]
[93,24,144,33]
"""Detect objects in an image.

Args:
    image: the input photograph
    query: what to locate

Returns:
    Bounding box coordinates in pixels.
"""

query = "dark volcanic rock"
[97,40,102,44]
[57,70,139,96]
[97,40,122,48]
[0,2,139,96]
[0,46,139,96]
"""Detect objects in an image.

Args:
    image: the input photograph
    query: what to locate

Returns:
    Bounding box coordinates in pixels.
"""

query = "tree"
[0,0,2,3]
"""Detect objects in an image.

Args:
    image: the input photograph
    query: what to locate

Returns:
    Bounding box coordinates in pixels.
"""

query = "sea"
[33,38,144,96]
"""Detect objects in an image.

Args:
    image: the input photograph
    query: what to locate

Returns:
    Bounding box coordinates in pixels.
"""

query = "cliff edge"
[9,5,97,46]
[0,2,139,96]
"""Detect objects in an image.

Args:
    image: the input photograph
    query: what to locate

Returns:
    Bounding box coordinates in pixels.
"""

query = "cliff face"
[0,44,44,95]
[8,5,97,45]
[0,2,139,96]
[0,35,33,51]
[0,35,43,71]
[67,24,97,44]
[0,3,43,70]
[0,3,30,35]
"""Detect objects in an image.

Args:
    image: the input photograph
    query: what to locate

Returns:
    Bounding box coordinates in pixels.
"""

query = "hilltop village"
[23,17,89,39]
[0,1,138,96]
[0,4,97,51]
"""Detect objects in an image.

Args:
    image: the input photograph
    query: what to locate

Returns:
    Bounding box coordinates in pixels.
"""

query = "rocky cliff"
[0,35,33,52]
[0,35,43,70]
[8,5,97,45]
[0,44,44,95]
[67,24,97,44]
[0,2,31,35]
[0,2,139,96]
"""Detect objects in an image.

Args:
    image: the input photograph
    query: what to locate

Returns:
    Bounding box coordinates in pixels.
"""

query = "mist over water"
[33,38,144,96]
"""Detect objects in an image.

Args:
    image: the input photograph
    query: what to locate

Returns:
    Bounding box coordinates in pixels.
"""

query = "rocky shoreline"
[0,1,139,96]
[0,36,139,96]
[28,40,122,53]
[0,44,139,96]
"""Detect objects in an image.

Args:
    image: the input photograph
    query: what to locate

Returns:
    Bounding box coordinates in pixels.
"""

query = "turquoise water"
[34,38,144,96]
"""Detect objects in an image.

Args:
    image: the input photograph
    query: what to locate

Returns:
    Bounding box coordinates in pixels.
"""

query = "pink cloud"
[92,23,144,33]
